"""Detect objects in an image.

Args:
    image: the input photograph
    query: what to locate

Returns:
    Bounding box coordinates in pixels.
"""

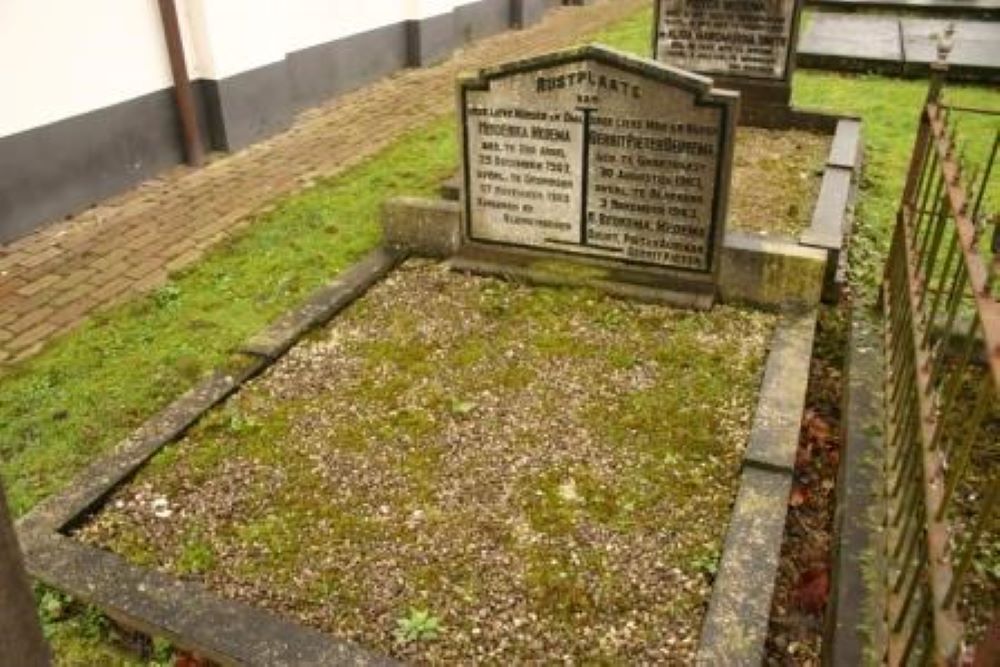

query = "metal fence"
[882,61,999,665]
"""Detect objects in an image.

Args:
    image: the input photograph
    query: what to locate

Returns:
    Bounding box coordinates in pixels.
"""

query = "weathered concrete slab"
[798,14,903,64]
[827,308,887,665]
[798,13,1000,80]
[743,308,817,472]
[719,231,827,307]
[802,167,853,251]
[827,119,863,170]
[807,0,1000,19]
[23,534,394,667]
[382,197,460,258]
[901,18,1000,69]
[697,466,795,665]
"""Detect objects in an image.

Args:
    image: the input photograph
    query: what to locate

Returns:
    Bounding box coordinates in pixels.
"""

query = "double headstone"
[653,0,801,121]
[458,46,737,307]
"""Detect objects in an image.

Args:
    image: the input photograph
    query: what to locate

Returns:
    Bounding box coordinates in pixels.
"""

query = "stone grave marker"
[458,45,738,306]
[653,0,801,114]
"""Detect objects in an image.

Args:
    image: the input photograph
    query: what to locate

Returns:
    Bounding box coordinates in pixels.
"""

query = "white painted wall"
[0,0,490,138]
[0,0,175,137]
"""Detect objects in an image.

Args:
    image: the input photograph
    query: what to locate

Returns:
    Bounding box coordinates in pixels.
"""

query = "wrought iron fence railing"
[882,61,999,665]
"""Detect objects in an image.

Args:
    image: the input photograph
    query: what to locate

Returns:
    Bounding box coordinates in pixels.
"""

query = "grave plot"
[727,128,830,237]
[18,46,847,665]
[75,260,777,663]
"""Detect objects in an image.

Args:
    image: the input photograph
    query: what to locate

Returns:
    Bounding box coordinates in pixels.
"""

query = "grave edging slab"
[824,305,887,664]
[696,306,819,665]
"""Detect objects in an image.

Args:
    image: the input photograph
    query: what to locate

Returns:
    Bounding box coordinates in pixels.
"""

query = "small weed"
[152,282,182,308]
[689,547,721,582]
[449,398,478,416]
[394,608,442,644]
[177,533,215,574]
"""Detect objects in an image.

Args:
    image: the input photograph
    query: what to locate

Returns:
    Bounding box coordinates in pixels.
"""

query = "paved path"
[798,12,1000,80]
[0,0,645,364]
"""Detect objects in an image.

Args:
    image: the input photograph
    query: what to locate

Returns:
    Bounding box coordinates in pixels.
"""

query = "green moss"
[176,532,215,575]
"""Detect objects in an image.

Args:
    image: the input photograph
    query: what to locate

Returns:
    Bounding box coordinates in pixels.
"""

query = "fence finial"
[937,23,956,64]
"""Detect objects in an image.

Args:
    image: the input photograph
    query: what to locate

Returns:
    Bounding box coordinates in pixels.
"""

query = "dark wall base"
[289,22,411,111]
[0,0,561,244]
[0,89,186,244]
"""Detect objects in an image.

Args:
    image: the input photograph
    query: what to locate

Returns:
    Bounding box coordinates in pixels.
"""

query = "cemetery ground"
[1,6,998,665]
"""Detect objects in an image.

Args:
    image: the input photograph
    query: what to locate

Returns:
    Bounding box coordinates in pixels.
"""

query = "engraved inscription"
[655,0,796,80]
[463,56,734,274]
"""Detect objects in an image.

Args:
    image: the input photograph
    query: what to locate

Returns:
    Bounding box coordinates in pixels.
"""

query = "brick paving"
[0,0,645,364]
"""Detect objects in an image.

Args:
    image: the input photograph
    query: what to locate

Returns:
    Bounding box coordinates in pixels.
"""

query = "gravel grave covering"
[730,128,831,237]
[78,261,776,664]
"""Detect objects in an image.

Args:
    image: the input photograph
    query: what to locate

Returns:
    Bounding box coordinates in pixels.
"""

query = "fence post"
[0,481,50,666]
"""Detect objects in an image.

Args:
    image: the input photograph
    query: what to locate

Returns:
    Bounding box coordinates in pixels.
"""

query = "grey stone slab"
[828,119,863,170]
[743,308,818,472]
[827,308,887,666]
[719,231,827,307]
[809,0,1000,11]
[382,197,461,258]
[802,167,853,251]
[23,534,394,667]
[242,247,404,359]
[901,18,1000,68]
[798,14,903,63]
[697,466,794,665]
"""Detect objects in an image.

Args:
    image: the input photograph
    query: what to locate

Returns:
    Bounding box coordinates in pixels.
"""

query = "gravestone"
[653,0,801,117]
[457,46,738,306]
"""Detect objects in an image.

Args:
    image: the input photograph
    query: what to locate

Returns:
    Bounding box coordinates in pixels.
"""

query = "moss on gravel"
[79,261,775,663]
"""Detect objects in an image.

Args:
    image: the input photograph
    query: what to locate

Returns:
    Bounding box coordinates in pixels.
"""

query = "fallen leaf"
[789,485,809,508]
[793,566,830,615]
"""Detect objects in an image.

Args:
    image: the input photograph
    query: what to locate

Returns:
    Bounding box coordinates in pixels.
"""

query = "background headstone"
[653,0,801,117]
[459,46,738,303]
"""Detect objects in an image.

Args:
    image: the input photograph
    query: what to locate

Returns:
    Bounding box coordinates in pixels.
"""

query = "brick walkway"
[0,0,645,364]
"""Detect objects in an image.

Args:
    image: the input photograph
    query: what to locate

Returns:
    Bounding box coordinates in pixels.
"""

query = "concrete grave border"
[17,143,851,661]
[18,243,819,665]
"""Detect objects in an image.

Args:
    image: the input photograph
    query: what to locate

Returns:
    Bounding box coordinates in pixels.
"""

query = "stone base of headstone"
[452,243,718,309]
[709,76,792,127]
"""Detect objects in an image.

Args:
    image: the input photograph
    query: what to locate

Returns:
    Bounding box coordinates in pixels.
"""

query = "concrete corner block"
[720,231,827,307]
[698,466,794,666]
[803,167,852,252]
[828,119,863,170]
[744,308,817,472]
[382,197,461,258]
